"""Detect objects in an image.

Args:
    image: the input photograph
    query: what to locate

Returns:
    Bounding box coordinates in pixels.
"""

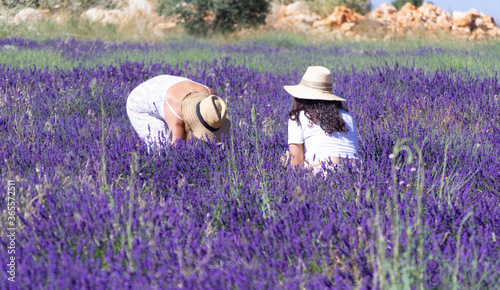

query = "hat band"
[196,102,218,132]
[300,79,332,91]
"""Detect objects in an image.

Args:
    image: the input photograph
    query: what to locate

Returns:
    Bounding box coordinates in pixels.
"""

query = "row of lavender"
[3,37,500,76]
[0,40,499,288]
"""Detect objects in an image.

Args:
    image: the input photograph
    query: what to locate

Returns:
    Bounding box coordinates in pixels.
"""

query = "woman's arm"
[168,120,187,143]
[288,143,305,168]
[163,100,186,143]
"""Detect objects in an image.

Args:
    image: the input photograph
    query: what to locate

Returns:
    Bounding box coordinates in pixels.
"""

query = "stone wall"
[267,2,499,41]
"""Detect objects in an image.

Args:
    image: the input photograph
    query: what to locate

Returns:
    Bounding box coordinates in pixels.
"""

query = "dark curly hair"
[289,98,348,134]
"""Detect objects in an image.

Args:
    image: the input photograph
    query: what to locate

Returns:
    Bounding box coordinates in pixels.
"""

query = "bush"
[391,0,422,10]
[156,0,270,35]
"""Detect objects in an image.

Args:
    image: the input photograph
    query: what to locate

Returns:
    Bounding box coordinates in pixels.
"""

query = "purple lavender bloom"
[0,37,499,289]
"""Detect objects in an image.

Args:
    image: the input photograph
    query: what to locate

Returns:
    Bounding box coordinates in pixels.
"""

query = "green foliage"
[307,0,372,16]
[156,0,270,35]
[391,0,423,10]
[2,26,500,77]
[0,0,117,11]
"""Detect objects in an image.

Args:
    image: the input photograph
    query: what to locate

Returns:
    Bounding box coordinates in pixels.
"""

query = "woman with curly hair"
[284,66,359,172]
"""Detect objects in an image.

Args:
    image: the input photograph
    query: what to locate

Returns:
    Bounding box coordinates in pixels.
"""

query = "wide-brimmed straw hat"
[181,91,231,143]
[284,66,346,101]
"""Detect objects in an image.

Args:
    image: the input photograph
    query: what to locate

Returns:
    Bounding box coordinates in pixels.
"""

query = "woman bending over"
[126,75,231,150]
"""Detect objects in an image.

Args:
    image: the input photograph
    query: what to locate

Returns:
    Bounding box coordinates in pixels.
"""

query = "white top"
[148,75,210,121]
[164,99,184,120]
[288,110,359,164]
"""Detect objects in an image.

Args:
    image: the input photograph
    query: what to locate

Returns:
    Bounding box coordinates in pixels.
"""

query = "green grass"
[1,16,500,76]
[0,45,71,68]
[0,14,146,42]
[94,48,222,68]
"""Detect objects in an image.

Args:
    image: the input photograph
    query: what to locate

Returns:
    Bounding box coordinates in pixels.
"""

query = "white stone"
[285,1,311,16]
[80,8,106,22]
[287,13,317,24]
[102,9,125,25]
[339,22,355,33]
[128,0,154,15]
[13,8,43,25]
[380,3,397,14]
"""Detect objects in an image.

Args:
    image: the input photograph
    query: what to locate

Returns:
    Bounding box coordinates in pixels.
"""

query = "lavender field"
[1,37,499,288]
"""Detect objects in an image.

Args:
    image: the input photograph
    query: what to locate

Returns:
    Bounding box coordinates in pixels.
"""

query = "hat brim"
[181,91,231,143]
[284,85,346,101]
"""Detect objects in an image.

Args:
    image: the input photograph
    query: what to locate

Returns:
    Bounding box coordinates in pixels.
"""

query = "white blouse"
[288,110,359,164]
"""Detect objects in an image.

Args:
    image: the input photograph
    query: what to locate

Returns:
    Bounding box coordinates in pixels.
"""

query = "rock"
[128,0,154,16]
[313,6,363,28]
[285,1,311,16]
[473,28,487,37]
[418,2,451,32]
[339,22,356,33]
[271,1,320,31]
[275,4,287,20]
[13,8,47,25]
[102,9,125,25]
[436,13,452,31]
[487,29,500,37]
[380,3,397,14]
[265,3,287,25]
[468,8,481,18]
[290,14,318,24]
[339,22,355,33]
[367,3,397,26]
[452,11,473,28]
[81,8,127,25]
[80,8,106,23]
[368,8,383,20]
[418,3,440,20]
[453,26,471,35]
[265,1,499,39]
[475,17,483,27]
[397,3,422,26]
[400,2,418,12]
[479,14,497,30]
[273,14,315,32]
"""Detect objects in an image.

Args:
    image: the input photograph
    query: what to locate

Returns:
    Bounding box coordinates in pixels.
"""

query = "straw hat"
[181,91,231,142]
[284,66,346,101]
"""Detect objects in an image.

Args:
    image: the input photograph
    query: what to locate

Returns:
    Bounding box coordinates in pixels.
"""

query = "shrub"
[156,0,270,35]
[391,0,423,10]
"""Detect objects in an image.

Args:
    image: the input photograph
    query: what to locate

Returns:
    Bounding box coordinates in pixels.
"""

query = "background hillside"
[0,0,498,42]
